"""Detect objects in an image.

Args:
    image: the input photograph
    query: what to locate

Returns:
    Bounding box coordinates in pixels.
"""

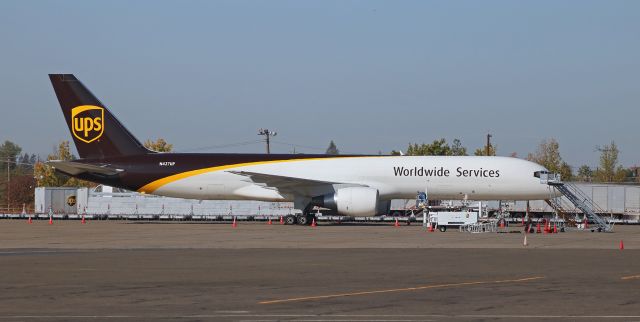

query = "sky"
[0,0,638,168]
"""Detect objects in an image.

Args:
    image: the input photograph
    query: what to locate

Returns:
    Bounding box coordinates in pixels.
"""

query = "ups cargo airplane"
[48,74,557,225]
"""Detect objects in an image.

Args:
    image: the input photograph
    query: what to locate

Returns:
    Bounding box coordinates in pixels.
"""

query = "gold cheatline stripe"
[259,276,545,304]
[137,156,372,194]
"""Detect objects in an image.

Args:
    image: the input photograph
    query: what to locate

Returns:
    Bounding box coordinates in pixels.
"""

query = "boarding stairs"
[543,174,612,232]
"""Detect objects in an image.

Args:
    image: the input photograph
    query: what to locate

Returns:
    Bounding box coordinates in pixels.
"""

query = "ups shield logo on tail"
[71,105,104,143]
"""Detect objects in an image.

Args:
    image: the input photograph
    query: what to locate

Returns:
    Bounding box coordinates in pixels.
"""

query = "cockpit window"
[534,170,549,178]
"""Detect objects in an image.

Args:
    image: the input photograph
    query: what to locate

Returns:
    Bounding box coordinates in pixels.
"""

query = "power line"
[271,140,361,155]
[176,140,264,153]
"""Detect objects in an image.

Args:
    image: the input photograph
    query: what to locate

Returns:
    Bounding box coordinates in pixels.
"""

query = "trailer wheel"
[297,214,311,226]
[284,215,297,225]
[439,225,447,232]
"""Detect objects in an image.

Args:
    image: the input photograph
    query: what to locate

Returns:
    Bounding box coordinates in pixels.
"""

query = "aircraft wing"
[228,170,367,196]
[47,160,123,176]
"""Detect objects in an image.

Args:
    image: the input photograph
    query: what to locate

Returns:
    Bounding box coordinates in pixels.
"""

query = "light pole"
[258,128,277,154]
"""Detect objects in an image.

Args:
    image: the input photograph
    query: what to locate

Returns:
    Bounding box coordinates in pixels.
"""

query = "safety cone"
[27,216,32,224]
[232,216,237,228]
[536,222,541,234]
[268,218,272,225]
[280,216,284,225]
[543,222,549,234]
[428,224,434,232]
[311,218,317,227]
[553,223,557,234]
[523,235,528,247]
[81,214,86,224]
[394,218,400,227]
[500,220,505,229]
[620,240,624,250]
[48,216,53,225]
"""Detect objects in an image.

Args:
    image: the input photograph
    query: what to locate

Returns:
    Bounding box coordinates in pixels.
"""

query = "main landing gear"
[283,213,317,226]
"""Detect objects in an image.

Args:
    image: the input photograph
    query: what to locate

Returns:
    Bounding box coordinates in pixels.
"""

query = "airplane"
[48,74,559,225]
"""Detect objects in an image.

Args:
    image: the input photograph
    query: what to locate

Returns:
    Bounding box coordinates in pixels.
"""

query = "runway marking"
[258,276,544,304]
[621,274,640,280]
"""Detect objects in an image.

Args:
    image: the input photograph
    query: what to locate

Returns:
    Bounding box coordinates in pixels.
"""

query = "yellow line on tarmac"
[621,275,640,280]
[259,276,545,305]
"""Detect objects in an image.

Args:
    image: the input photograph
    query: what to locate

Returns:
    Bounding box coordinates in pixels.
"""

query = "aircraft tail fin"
[49,74,150,159]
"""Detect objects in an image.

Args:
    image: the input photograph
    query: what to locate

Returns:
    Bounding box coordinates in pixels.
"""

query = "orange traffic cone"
[81,214,86,224]
[311,218,317,227]
[553,223,557,233]
[428,224,434,232]
[280,216,284,225]
[500,220,505,229]
[394,218,400,227]
[27,216,32,224]
[620,240,624,250]
[232,216,237,228]
[48,216,53,225]
[536,222,541,233]
[543,222,549,234]
[268,218,272,225]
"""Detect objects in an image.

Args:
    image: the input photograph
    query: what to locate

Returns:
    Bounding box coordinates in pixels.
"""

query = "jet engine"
[312,187,379,216]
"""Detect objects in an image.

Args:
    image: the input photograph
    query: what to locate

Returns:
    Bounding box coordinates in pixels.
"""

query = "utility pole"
[7,157,10,213]
[486,133,492,156]
[258,128,277,154]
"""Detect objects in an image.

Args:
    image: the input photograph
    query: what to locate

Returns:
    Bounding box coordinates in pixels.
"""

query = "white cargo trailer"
[429,211,478,232]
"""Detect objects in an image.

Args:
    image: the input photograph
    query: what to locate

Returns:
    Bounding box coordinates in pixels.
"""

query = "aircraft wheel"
[284,215,297,225]
[297,214,309,226]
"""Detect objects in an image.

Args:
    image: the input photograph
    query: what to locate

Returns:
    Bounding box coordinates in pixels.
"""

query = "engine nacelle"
[313,187,379,216]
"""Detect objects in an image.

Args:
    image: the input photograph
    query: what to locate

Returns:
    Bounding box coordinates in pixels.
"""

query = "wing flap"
[228,170,366,196]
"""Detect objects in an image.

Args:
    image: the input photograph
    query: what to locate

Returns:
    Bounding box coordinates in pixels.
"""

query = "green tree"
[0,140,22,171]
[402,138,468,156]
[576,165,593,182]
[325,140,339,155]
[144,138,173,152]
[450,139,468,156]
[527,138,573,180]
[593,141,625,182]
[474,145,497,156]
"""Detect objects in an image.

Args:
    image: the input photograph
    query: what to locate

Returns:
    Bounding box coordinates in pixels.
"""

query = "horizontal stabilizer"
[47,160,123,176]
